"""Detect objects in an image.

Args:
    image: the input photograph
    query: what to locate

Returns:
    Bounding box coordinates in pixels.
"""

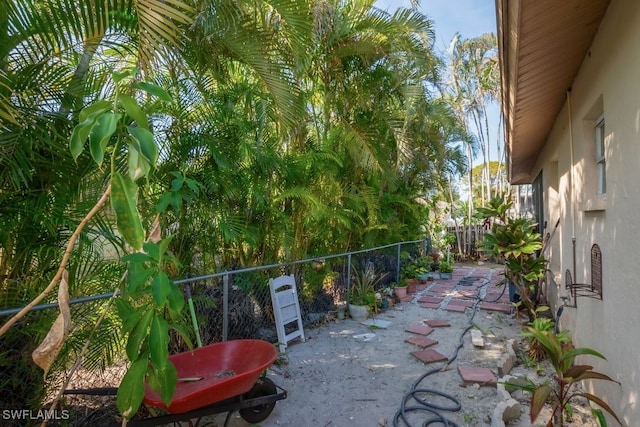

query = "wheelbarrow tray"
[144,339,277,414]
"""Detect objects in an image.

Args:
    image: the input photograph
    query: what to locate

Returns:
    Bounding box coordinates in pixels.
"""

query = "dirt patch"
[205,265,598,427]
[51,265,598,426]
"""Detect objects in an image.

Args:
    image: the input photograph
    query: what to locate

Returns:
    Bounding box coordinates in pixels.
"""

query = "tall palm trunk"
[58,35,104,117]
[466,142,474,257]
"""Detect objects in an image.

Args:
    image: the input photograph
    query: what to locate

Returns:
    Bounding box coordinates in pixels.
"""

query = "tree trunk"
[58,35,104,117]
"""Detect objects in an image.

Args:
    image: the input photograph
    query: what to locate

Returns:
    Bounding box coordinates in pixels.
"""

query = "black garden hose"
[393,274,492,427]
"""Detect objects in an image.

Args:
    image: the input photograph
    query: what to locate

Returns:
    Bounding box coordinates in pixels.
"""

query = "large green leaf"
[118,94,149,130]
[127,128,157,180]
[154,359,178,407]
[111,173,145,251]
[166,284,185,316]
[149,315,169,368]
[560,346,607,364]
[89,112,121,165]
[151,272,171,306]
[133,82,173,102]
[157,235,174,264]
[127,264,157,295]
[79,100,112,123]
[70,101,113,160]
[114,298,142,334]
[143,241,161,263]
[125,309,153,361]
[128,125,158,164]
[122,252,155,264]
[127,142,147,181]
[70,116,99,160]
[117,356,148,419]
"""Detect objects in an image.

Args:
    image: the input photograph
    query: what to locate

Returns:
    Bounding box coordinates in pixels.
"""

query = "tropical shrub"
[509,328,621,427]
[477,194,546,320]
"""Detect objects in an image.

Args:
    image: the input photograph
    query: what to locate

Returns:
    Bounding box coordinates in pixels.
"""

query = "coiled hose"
[392,273,500,427]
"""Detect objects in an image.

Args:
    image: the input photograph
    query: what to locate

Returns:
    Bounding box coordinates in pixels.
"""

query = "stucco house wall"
[527,0,640,423]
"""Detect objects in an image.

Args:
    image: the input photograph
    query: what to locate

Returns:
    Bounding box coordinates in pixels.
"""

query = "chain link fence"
[0,239,428,426]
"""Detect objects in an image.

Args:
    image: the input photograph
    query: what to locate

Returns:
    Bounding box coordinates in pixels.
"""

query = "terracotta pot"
[394,286,408,299]
[407,279,418,294]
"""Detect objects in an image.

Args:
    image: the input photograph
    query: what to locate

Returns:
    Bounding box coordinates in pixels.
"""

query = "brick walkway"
[402,266,509,385]
[410,266,512,314]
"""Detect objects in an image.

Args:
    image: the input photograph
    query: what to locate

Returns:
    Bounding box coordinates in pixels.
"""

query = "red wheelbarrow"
[65,339,286,426]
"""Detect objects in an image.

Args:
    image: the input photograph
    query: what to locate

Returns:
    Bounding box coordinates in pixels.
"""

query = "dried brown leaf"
[32,270,71,377]
[148,215,161,243]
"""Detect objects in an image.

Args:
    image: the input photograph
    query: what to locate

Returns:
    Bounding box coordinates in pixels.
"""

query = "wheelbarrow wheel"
[239,377,277,423]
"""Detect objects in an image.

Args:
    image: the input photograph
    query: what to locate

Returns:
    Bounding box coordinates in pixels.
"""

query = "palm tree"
[1,0,472,415]
[0,0,206,412]
[444,32,500,207]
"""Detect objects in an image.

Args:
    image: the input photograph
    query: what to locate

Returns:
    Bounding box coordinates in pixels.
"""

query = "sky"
[373,0,498,53]
[375,0,502,162]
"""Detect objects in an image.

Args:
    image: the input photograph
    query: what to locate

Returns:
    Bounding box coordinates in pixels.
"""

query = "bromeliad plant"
[350,266,389,309]
[477,194,546,320]
[521,308,568,362]
[510,328,621,427]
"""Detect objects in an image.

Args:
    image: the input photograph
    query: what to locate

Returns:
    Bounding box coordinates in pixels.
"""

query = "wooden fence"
[446,225,488,260]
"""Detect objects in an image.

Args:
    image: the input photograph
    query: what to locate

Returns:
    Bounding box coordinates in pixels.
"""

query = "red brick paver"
[423,319,450,328]
[458,365,497,386]
[419,302,441,310]
[404,336,438,348]
[418,296,442,304]
[405,324,434,336]
[448,300,474,308]
[411,348,448,364]
[480,302,512,314]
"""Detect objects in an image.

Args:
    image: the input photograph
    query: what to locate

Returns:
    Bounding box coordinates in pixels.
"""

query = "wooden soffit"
[496,0,611,184]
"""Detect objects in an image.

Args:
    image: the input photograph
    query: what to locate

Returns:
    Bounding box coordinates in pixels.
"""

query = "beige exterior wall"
[528,0,640,423]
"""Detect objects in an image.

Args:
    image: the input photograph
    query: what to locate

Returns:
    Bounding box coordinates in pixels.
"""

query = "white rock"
[471,329,485,347]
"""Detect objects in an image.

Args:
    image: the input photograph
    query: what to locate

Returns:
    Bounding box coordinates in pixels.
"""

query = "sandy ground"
[202,265,600,427]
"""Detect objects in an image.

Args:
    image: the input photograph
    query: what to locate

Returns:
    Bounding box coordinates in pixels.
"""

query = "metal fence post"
[396,243,401,282]
[346,253,352,299]
[223,272,229,341]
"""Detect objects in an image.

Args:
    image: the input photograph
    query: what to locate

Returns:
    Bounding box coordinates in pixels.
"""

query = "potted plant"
[414,256,431,283]
[394,278,408,299]
[438,260,453,279]
[348,266,388,321]
[400,263,417,293]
